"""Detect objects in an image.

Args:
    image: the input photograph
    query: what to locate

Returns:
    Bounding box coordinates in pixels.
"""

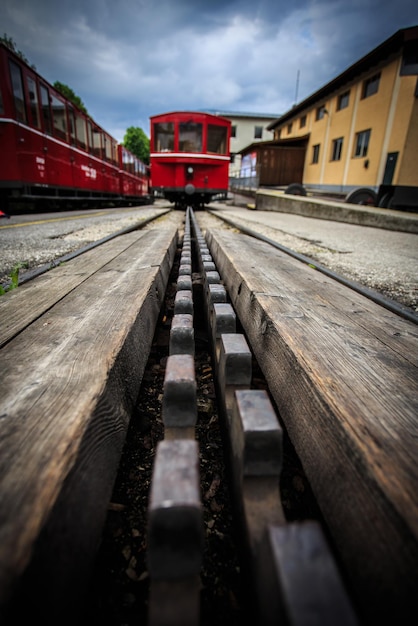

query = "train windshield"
[207,124,228,154]
[154,122,174,151]
[179,121,202,152]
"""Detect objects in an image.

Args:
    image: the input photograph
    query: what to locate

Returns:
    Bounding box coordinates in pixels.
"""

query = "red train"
[149,111,231,209]
[0,42,151,211]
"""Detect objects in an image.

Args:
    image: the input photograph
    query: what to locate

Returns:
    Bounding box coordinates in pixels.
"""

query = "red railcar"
[0,42,150,210]
[118,145,150,200]
[150,111,231,209]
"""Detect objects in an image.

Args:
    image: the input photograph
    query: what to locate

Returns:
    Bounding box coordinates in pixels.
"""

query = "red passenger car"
[118,145,150,201]
[150,111,231,209]
[0,42,150,210]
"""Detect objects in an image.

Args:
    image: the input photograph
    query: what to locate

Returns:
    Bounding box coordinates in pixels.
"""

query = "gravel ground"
[0,201,416,313]
[0,204,169,285]
[199,205,418,314]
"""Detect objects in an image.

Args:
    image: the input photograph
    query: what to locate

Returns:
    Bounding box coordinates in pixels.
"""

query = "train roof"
[150,110,231,125]
[0,41,118,141]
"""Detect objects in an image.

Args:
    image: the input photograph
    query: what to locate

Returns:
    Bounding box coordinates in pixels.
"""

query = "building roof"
[203,109,280,120]
[238,135,310,155]
[267,25,418,130]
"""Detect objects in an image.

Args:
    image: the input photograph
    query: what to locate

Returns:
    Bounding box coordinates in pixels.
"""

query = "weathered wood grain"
[0,229,151,348]
[204,225,418,624]
[0,222,181,622]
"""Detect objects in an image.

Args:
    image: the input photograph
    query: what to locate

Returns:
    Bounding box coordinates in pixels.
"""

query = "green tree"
[123,126,150,164]
[1,33,36,69]
[53,81,88,114]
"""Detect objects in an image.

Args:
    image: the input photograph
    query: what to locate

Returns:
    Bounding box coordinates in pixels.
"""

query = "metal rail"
[2,210,169,289]
[207,210,418,325]
[145,207,359,625]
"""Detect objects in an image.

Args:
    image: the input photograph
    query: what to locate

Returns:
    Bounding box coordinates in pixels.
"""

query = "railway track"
[0,207,417,625]
[82,208,359,626]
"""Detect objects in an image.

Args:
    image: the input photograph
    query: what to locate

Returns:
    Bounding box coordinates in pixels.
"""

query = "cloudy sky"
[2,0,417,143]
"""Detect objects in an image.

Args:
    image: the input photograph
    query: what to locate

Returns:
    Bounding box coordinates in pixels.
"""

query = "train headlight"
[185,183,195,195]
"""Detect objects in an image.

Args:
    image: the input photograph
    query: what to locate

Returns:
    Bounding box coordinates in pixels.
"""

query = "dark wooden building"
[239,136,309,186]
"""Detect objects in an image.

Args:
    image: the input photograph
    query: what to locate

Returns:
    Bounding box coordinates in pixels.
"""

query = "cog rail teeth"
[147,207,358,626]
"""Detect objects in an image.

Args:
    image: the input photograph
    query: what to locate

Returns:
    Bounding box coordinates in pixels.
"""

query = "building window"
[354,129,371,157]
[315,105,326,121]
[287,122,293,134]
[300,115,306,128]
[337,91,350,110]
[401,42,418,76]
[276,129,281,139]
[331,137,344,161]
[254,126,263,139]
[312,144,320,163]
[362,73,380,98]
[231,125,237,138]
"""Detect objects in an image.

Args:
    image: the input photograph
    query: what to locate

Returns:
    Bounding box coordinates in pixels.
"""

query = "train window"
[87,121,95,155]
[67,107,76,145]
[40,84,52,134]
[135,158,144,175]
[103,134,112,162]
[122,147,135,173]
[92,127,103,158]
[207,124,227,154]
[26,77,41,129]
[179,121,202,152]
[154,122,174,151]
[9,60,27,123]
[111,140,118,165]
[51,93,67,141]
[75,113,87,150]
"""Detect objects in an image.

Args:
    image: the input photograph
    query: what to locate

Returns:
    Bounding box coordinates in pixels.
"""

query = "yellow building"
[264,25,418,209]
